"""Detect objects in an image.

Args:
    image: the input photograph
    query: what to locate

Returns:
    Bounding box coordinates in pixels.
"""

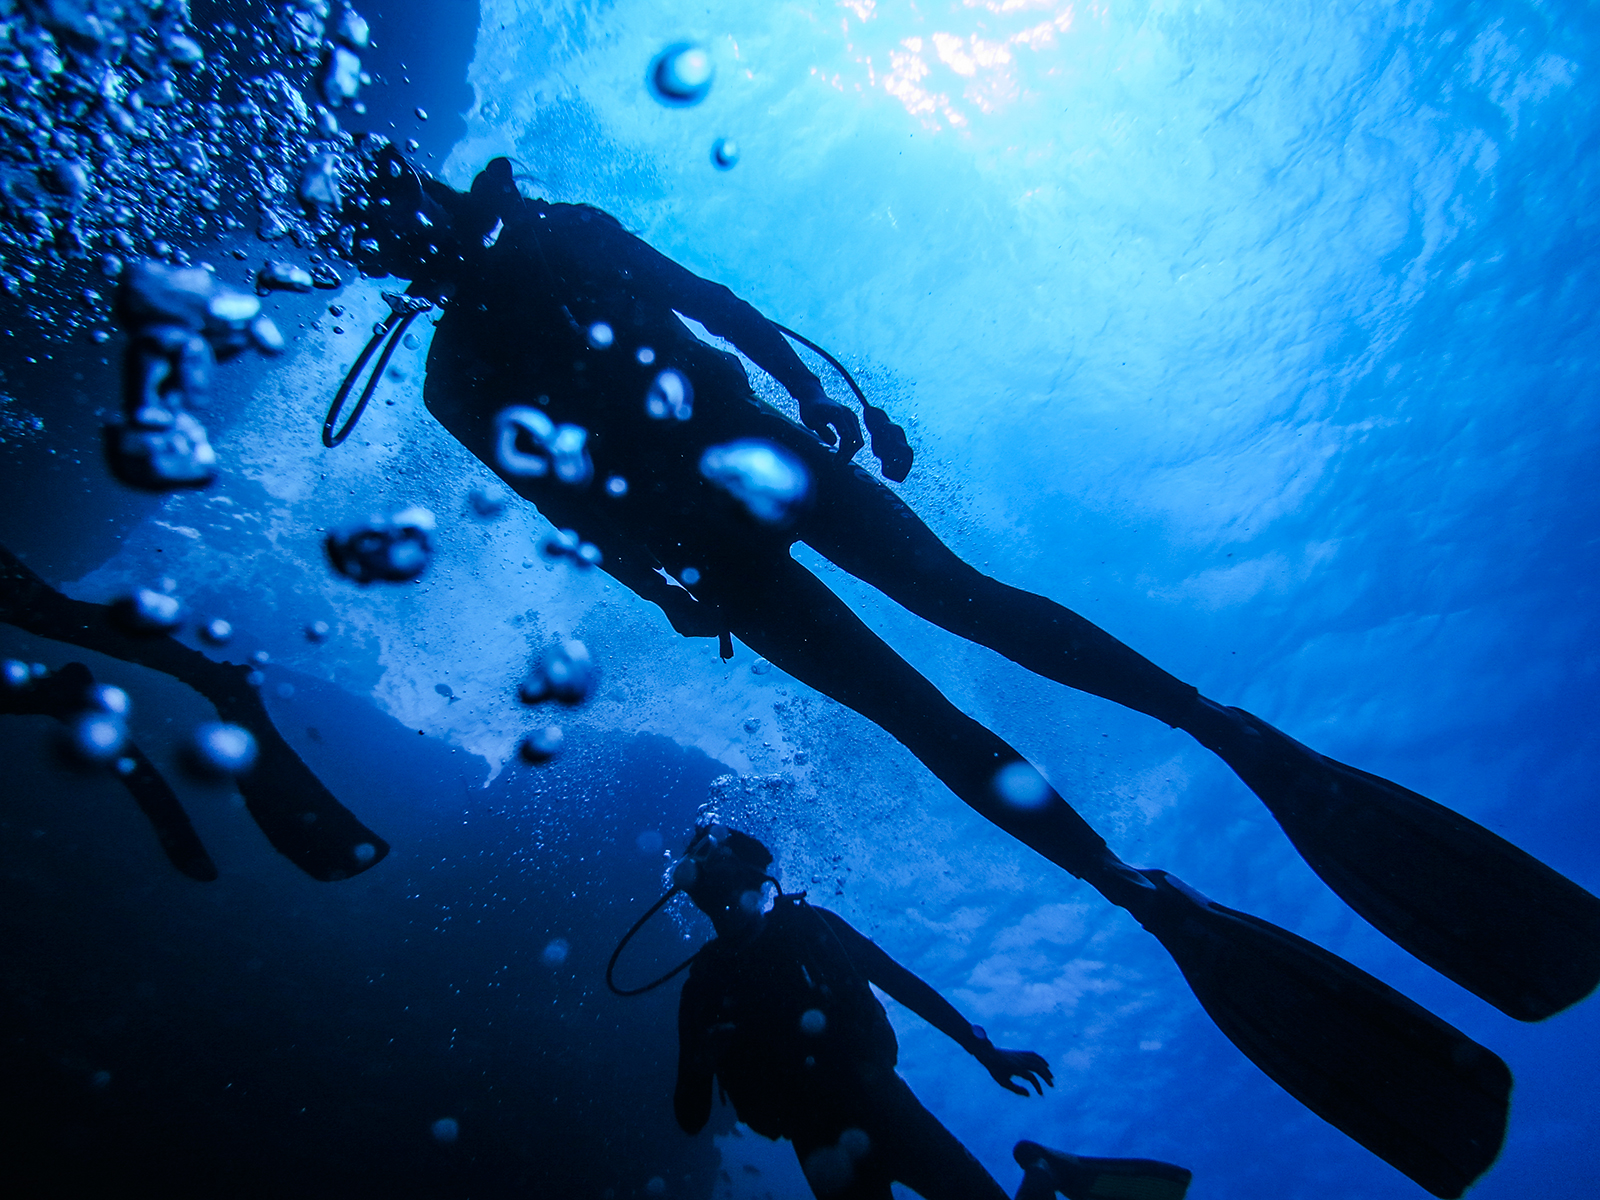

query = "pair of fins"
[0,541,389,883]
[1089,710,1600,1198]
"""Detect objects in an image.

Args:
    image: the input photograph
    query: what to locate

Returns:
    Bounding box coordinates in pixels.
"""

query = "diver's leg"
[713,555,1129,886]
[863,1073,1011,1200]
[794,464,1230,743]
[1015,1164,1058,1200]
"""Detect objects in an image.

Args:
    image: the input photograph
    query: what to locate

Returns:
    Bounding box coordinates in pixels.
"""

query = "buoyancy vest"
[682,896,899,1140]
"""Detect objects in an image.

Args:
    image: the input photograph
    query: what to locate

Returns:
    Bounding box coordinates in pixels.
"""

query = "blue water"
[2,1,1597,1197]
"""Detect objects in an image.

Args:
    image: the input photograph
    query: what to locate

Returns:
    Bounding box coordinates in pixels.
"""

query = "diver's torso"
[420,201,828,565]
[688,901,900,1138]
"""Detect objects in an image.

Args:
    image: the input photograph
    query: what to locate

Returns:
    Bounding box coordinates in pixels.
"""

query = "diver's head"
[675,824,775,930]
[470,156,520,205]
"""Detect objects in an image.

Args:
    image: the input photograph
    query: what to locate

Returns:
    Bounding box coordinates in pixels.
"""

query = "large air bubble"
[648,44,714,106]
[699,440,813,525]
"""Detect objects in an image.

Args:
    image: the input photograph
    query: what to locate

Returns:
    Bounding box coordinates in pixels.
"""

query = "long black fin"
[1229,709,1600,1021]
[1128,871,1509,1199]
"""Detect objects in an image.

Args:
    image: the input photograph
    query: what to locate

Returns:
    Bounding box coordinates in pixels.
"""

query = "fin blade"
[1136,872,1509,1199]
[1236,712,1600,1020]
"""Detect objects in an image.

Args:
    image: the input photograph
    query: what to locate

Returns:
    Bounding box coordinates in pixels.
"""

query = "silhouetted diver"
[629,825,1193,1200]
[343,147,1598,1195]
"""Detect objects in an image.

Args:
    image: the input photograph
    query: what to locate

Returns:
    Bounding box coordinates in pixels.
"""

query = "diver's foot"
[1180,696,1269,772]
[1080,847,1159,915]
[1013,1141,1193,1200]
[1207,705,1341,805]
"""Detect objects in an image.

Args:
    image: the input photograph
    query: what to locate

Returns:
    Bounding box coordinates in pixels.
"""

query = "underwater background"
[2,1,1597,1197]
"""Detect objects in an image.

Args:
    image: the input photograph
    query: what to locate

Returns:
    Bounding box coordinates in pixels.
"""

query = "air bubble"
[520,725,565,762]
[519,640,593,705]
[67,713,128,764]
[993,761,1051,809]
[699,440,812,525]
[86,684,131,716]
[119,587,183,633]
[649,44,714,106]
[191,722,258,776]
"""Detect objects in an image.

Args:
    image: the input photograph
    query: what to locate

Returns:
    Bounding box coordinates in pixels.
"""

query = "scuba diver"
[343,144,1600,1195]
[616,824,1192,1200]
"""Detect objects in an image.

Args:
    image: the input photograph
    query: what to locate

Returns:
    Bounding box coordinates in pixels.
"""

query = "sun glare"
[834,0,1081,130]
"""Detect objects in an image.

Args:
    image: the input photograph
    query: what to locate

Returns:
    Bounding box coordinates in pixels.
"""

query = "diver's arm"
[588,218,864,458]
[674,976,717,1134]
[817,909,1054,1096]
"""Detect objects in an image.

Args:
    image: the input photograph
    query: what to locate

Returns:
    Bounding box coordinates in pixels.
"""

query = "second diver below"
[665,825,1192,1200]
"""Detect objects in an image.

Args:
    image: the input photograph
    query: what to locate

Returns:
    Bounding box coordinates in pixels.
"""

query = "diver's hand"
[797,388,864,461]
[977,1046,1054,1096]
[862,403,913,483]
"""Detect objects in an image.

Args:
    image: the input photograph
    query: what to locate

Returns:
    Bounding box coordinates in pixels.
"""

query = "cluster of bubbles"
[699,439,813,525]
[65,677,133,765]
[515,639,593,763]
[493,404,594,488]
[2,657,254,777]
[541,526,602,569]
[0,1,375,339]
[109,259,283,487]
[108,578,320,695]
[255,256,339,293]
[644,367,693,421]
[325,504,435,583]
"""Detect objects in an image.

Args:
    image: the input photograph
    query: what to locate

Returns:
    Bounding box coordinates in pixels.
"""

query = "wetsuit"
[350,148,1215,884]
[674,894,1011,1200]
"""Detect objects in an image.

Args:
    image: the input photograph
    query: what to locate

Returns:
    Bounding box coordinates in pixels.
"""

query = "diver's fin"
[117,738,219,882]
[1,541,389,883]
[0,659,217,882]
[217,685,391,882]
[1224,708,1600,1022]
[1124,870,1508,1199]
[1013,1141,1192,1200]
